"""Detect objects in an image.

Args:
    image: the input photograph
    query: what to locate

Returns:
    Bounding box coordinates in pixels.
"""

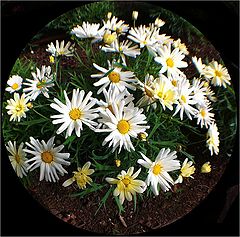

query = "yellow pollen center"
[108,71,120,83]
[15,104,23,112]
[145,86,154,97]
[200,109,206,117]
[215,70,222,78]
[117,120,130,134]
[143,40,147,45]
[166,58,174,67]
[37,79,46,89]
[181,95,187,103]
[152,163,162,175]
[41,151,53,163]
[122,178,131,187]
[69,108,82,121]
[116,27,123,34]
[103,33,116,45]
[15,154,20,163]
[11,83,19,90]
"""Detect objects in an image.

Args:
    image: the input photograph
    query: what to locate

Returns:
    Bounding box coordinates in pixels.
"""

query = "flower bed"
[2,2,237,235]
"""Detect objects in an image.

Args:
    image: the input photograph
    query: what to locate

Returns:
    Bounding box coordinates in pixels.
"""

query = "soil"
[14,9,234,236]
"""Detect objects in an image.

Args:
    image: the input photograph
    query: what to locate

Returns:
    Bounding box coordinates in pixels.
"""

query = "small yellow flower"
[49,55,55,63]
[106,167,146,204]
[103,31,117,45]
[115,159,121,167]
[137,132,147,141]
[175,158,195,184]
[27,102,33,109]
[62,161,94,189]
[201,162,211,173]
[132,11,138,20]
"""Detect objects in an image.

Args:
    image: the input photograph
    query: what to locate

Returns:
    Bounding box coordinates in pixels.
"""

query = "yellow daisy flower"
[106,167,146,204]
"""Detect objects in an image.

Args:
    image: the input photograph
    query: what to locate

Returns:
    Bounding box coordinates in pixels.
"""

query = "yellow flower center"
[158,90,175,102]
[117,120,130,134]
[203,81,209,87]
[41,151,53,163]
[69,108,82,120]
[108,71,120,83]
[145,86,154,97]
[200,109,206,117]
[166,58,174,68]
[215,70,222,78]
[171,80,177,87]
[152,163,163,175]
[37,79,46,89]
[11,83,19,90]
[119,46,123,52]
[142,40,147,45]
[15,154,20,163]
[181,95,187,103]
[103,33,116,45]
[15,104,24,112]
[122,177,131,187]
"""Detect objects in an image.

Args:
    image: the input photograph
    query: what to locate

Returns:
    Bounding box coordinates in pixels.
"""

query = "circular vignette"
[1,1,239,236]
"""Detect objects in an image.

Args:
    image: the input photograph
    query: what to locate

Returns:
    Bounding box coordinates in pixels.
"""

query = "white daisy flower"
[191,78,208,107]
[206,123,220,156]
[46,40,74,57]
[174,158,195,184]
[153,74,177,111]
[101,39,141,66]
[106,167,146,204]
[97,87,134,116]
[173,38,189,55]
[23,65,54,101]
[24,137,70,182]
[173,79,198,120]
[71,21,105,43]
[103,16,129,34]
[6,93,30,122]
[138,148,181,195]
[166,73,187,88]
[127,25,157,55]
[192,56,206,74]
[203,60,231,88]
[205,83,217,102]
[5,75,23,93]
[6,141,29,178]
[50,88,98,138]
[195,102,215,129]
[136,74,157,110]
[91,60,137,94]
[96,100,150,153]
[154,43,188,77]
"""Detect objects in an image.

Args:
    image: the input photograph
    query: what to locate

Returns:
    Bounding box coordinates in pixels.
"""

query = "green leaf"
[114,196,124,214]
[95,186,113,215]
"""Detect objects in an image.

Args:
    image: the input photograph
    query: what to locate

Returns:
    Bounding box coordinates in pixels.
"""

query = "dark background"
[1,1,239,236]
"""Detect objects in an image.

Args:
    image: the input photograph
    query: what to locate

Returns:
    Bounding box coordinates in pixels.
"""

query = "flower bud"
[115,159,121,167]
[201,162,211,173]
[107,12,112,19]
[132,11,138,21]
